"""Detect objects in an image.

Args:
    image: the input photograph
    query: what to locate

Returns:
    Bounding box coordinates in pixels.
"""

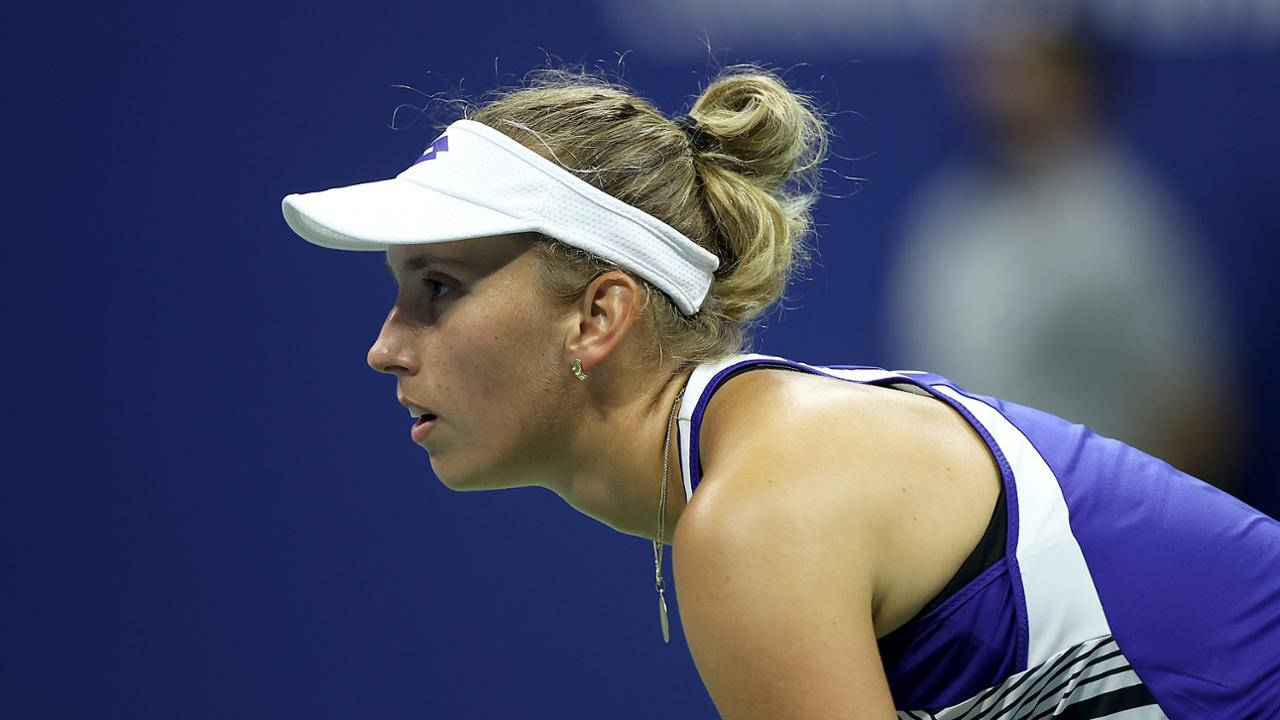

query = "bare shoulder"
[671,399,899,717]
[672,368,999,716]
[687,368,999,563]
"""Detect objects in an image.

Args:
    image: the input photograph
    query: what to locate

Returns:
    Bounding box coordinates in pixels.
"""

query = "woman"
[281,68,1280,718]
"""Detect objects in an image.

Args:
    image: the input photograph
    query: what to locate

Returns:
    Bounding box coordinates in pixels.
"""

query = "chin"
[428,456,523,492]
[434,472,486,492]
[427,458,475,491]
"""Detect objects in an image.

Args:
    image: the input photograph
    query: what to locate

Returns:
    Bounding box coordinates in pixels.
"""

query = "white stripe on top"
[932,386,1112,668]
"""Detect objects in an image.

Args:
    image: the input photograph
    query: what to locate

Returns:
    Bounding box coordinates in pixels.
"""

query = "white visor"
[281,119,720,315]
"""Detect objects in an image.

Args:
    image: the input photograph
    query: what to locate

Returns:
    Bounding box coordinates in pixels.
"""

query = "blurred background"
[6,1,1277,717]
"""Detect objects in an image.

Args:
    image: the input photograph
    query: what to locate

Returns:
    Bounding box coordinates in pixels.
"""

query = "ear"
[565,270,645,374]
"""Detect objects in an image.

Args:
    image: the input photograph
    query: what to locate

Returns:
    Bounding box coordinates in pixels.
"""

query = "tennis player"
[281,67,1280,719]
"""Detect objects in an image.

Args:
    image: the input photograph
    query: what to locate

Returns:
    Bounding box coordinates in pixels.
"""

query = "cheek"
[431,299,563,426]
[495,319,562,406]
[432,314,564,486]
[416,287,570,486]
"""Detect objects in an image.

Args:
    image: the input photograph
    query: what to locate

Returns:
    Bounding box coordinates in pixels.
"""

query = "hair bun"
[688,68,827,194]
[682,66,828,326]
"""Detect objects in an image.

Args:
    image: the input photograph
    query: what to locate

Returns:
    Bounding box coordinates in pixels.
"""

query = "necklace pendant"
[658,589,670,643]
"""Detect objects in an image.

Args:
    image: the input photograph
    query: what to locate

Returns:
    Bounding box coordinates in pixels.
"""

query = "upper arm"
[672,473,898,720]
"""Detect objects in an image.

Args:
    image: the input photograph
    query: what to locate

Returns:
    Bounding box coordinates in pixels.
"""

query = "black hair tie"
[673,115,714,153]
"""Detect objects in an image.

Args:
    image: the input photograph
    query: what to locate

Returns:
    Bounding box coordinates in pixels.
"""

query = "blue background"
[7,1,1277,718]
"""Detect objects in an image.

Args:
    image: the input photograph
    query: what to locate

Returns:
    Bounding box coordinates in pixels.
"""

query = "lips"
[411,414,437,443]
[398,394,438,444]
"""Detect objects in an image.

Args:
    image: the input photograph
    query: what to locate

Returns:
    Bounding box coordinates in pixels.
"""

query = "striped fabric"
[898,636,1166,719]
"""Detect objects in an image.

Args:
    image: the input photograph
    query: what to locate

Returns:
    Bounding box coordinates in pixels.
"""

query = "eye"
[423,277,454,300]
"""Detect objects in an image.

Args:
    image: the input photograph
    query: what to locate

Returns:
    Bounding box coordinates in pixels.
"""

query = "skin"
[369,234,1002,718]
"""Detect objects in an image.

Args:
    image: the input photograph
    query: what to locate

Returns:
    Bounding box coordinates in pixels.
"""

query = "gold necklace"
[653,385,685,643]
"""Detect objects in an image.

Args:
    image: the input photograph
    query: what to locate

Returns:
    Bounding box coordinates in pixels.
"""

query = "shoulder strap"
[675,354,911,500]
[676,354,765,502]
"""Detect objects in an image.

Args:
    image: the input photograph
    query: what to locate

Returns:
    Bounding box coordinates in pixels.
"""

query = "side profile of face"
[369,234,573,490]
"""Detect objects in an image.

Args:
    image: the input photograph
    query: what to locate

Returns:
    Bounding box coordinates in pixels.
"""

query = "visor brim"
[282,177,532,251]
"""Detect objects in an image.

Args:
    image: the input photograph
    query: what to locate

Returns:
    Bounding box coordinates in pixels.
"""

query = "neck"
[544,364,695,545]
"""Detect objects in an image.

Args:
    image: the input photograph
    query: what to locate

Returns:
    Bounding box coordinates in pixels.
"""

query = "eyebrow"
[385,252,469,277]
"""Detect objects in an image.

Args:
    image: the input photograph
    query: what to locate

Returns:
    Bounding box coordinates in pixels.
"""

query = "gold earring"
[571,358,589,381]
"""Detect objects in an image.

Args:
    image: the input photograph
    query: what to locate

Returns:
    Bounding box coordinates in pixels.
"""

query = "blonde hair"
[467,65,828,368]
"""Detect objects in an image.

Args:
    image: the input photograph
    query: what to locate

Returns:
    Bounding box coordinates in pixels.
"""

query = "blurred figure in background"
[886,13,1244,491]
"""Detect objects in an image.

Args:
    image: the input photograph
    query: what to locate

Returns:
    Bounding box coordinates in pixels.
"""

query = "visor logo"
[413,135,450,164]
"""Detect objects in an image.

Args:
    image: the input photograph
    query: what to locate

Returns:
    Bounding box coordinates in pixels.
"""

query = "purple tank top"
[675,354,1280,718]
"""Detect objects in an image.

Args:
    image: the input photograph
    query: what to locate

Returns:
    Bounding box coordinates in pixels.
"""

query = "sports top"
[674,354,1280,718]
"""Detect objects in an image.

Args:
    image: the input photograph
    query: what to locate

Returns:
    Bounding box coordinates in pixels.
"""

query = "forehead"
[384,235,536,277]
[385,247,469,275]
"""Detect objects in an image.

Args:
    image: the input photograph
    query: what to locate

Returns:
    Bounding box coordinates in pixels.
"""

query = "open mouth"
[414,413,437,426]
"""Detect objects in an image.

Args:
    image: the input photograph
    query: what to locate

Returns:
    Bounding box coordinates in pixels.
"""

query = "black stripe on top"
[1001,648,1127,720]
[958,639,1114,720]
[1052,684,1159,720]
[1024,663,1138,720]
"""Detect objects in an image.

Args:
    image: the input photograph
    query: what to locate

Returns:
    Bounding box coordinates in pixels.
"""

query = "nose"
[367,307,418,376]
